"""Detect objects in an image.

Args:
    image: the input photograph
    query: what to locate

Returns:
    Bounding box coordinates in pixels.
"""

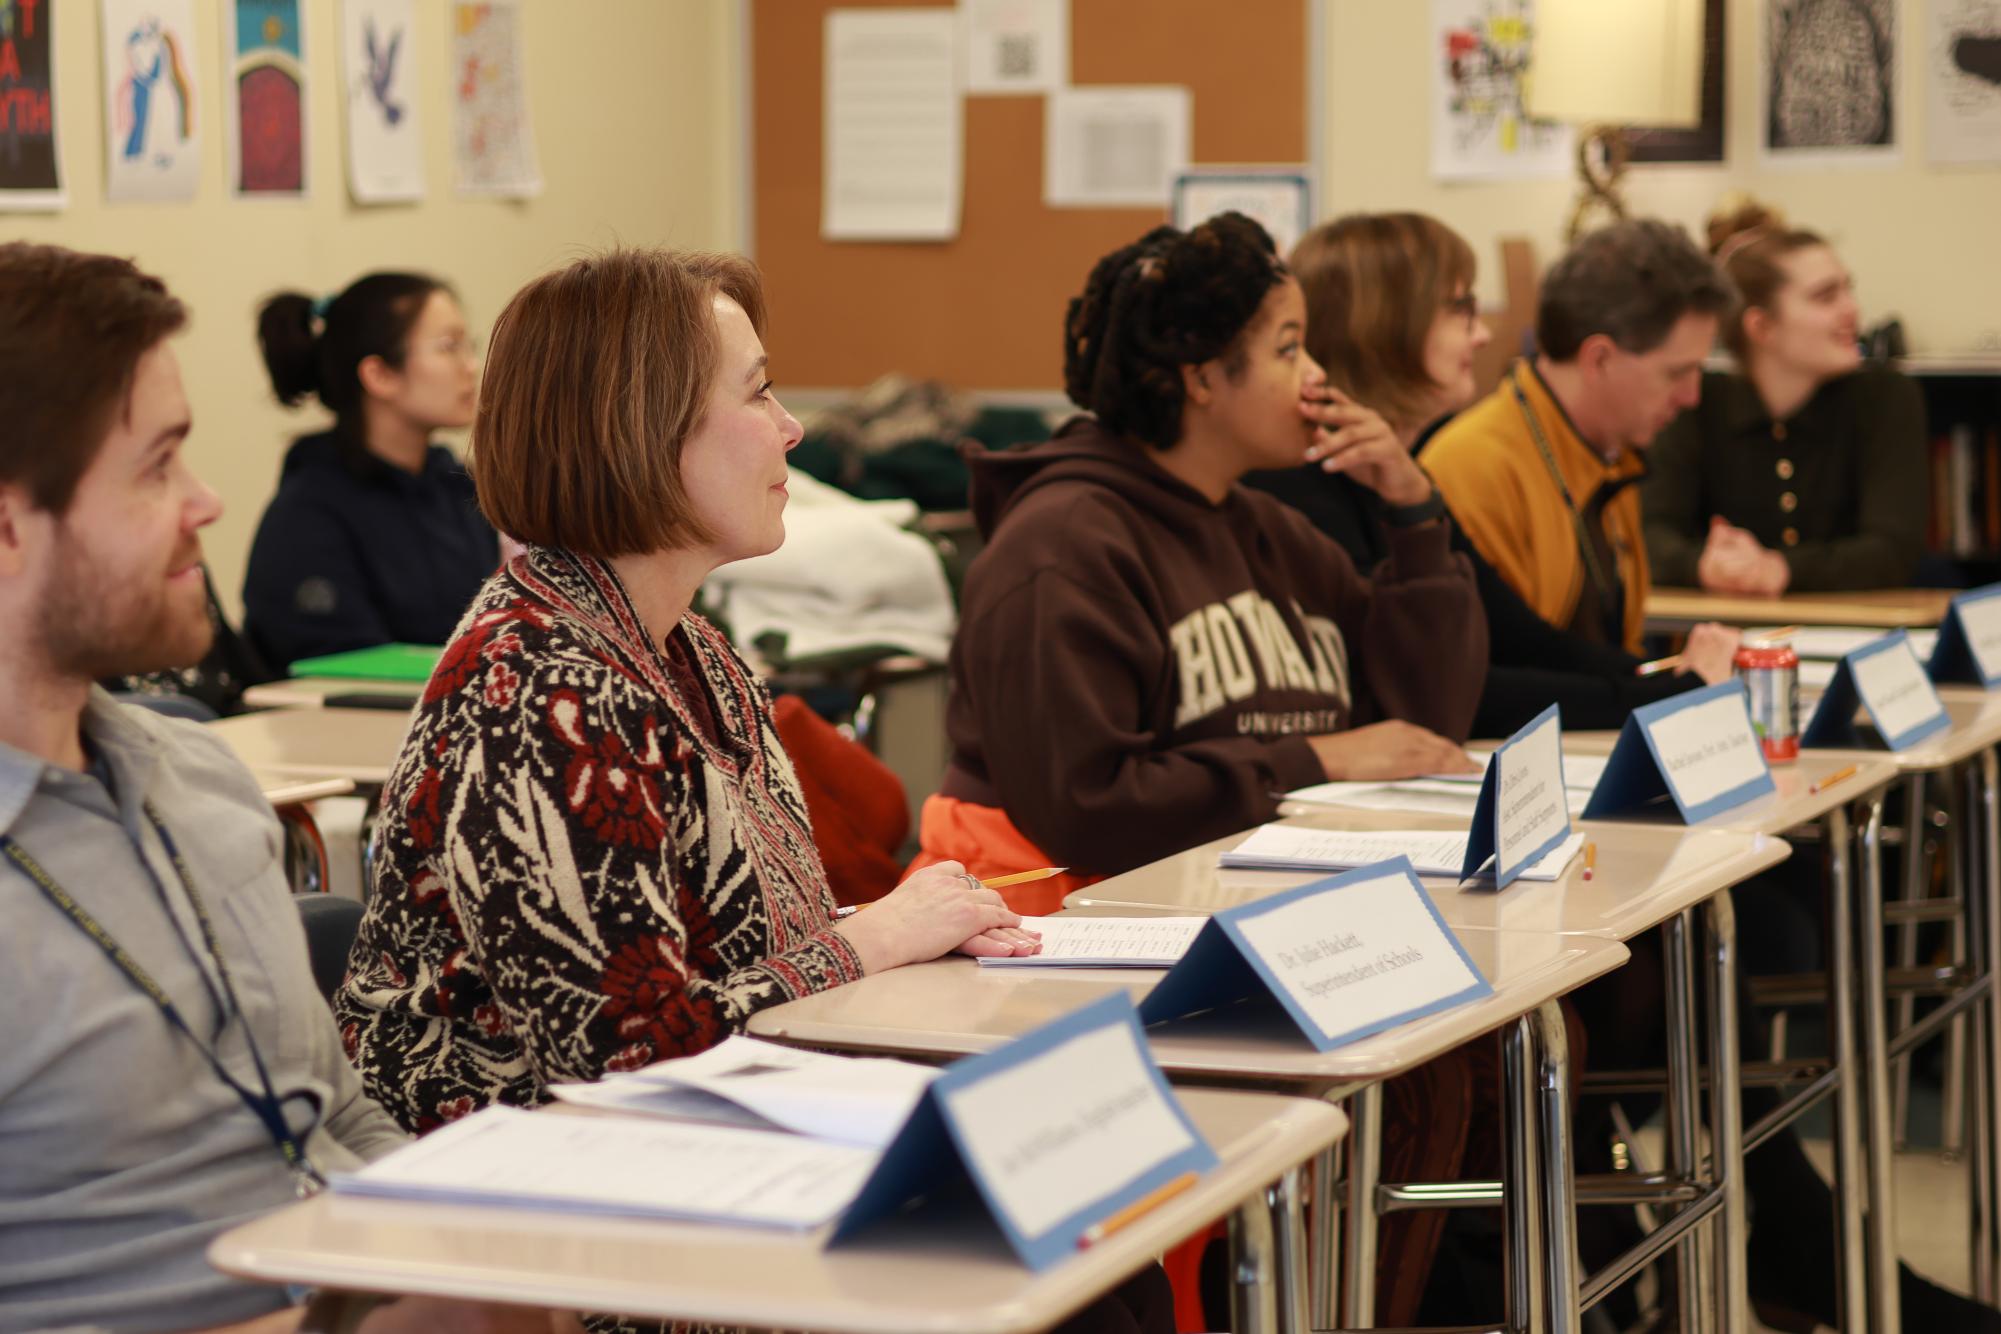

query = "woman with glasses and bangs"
[1244,212,1739,736]
[242,271,499,672]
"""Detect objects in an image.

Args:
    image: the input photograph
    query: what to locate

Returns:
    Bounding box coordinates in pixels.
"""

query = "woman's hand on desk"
[834,861,1032,973]
[1698,517,1790,596]
[1307,721,1476,782]
[1680,622,1743,685]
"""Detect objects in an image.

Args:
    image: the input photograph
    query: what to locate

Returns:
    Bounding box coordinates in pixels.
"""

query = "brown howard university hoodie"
[938,417,1490,879]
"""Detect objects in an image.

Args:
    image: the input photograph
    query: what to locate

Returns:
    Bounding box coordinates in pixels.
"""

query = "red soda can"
[1734,642,1800,763]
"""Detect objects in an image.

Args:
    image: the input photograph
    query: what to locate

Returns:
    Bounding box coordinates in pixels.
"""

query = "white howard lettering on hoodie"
[1170,593,1351,728]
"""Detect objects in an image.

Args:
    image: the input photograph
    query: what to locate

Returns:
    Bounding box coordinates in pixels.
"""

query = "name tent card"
[1580,680,1776,823]
[1803,631,1952,751]
[1136,857,1492,1051]
[829,992,1216,1270]
[1929,584,2001,689]
[1459,703,1571,888]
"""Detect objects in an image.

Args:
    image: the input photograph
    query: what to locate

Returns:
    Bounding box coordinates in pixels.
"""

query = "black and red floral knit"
[333,547,864,1134]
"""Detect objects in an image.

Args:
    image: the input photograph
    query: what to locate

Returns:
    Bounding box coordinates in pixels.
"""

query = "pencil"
[981,866,1069,890]
[1581,842,1597,881]
[1635,655,1685,678]
[1077,1172,1200,1249]
[1808,764,1859,796]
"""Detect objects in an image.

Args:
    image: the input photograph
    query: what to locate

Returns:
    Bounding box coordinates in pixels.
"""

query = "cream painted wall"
[4,0,741,618]
[1321,0,2001,357]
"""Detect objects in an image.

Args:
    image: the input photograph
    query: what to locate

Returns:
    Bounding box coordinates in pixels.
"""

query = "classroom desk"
[1070,817,1783,1334]
[209,1090,1345,1334]
[754,930,1628,1334]
[206,708,412,789]
[241,678,420,711]
[252,773,355,895]
[1644,587,1954,633]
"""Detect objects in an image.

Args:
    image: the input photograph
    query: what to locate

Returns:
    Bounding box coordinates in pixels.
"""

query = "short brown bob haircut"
[1289,213,1476,434]
[473,247,768,557]
[0,242,187,516]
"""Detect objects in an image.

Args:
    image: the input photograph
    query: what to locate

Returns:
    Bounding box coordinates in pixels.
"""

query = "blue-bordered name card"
[1803,631,1951,751]
[1460,703,1570,888]
[1580,679,1775,823]
[1137,857,1491,1052]
[828,992,1217,1271]
[1929,584,2001,689]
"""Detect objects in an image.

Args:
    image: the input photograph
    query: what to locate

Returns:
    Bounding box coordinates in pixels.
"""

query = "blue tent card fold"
[1803,631,1951,751]
[1580,679,1775,824]
[1137,857,1492,1052]
[1928,584,2001,689]
[828,992,1217,1271]
[1460,703,1571,889]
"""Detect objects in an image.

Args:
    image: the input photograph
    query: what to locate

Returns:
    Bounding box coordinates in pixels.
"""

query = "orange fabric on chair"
[771,695,909,908]
[908,793,1100,915]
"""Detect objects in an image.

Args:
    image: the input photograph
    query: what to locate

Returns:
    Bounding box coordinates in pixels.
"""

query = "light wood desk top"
[207,708,412,788]
[1792,688,2001,775]
[210,1089,1344,1334]
[241,678,420,711]
[1557,737,1900,835]
[751,931,1628,1095]
[252,774,356,807]
[1069,811,1788,943]
[1645,587,1953,631]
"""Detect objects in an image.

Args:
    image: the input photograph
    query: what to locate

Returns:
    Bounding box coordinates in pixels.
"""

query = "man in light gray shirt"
[0,245,562,1334]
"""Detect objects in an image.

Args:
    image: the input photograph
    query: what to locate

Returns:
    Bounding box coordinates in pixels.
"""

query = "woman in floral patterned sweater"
[332,249,1038,1133]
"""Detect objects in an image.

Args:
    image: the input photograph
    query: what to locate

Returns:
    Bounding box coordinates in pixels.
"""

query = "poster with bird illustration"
[341,0,423,202]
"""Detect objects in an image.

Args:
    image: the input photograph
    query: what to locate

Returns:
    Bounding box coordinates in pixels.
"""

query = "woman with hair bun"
[242,272,497,670]
[916,213,1486,912]
[1642,196,1927,594]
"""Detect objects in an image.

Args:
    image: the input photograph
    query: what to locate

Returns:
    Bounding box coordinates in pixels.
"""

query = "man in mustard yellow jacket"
[1424,220,1731,656]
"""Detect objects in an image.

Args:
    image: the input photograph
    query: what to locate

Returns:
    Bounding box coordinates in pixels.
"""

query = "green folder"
[288,643,443,684]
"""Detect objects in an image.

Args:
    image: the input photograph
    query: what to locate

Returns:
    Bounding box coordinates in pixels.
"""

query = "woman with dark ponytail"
[242,272,497,670]
[915,213,1487,909]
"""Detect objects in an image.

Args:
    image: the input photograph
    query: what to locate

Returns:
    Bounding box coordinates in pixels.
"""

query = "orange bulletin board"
[750,0,1311,390]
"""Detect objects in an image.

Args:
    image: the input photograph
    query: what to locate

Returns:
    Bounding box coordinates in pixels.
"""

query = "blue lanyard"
[2,803,326,1197]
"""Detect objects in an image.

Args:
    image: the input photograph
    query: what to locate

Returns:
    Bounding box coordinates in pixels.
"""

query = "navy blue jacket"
[242,432,498,671]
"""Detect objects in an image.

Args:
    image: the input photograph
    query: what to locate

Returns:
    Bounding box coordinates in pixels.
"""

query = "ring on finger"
[959,872,984,893]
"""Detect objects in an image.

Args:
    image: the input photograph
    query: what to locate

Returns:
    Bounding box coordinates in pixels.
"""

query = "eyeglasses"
[1444,293,1479,331]
[423,334,482,362]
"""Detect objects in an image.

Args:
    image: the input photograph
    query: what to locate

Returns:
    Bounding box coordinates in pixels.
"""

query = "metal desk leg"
[1310,1139,1341,1329]
[1664,909,1714,1334]
[1893,777,1927,1149]
[1705,892,1747,1334]
[1503,1013,1544,1334]
[1534,1000,1582,1334]
[1858,794,1901,1334]
[1231,1185,1281,1334]
[1267,1166,1310,1334]
[1340,1082,1383,1328]
[1967,758,1998,1302]
[1977,749,2001,1298]
[1827,804,1869,1332]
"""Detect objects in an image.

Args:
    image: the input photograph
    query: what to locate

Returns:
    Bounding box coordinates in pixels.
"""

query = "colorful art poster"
[101,0,200,202]
[451,1,540,198]
[1928,0,2001,164]
[341,0,424,202]
[1761,0,1901,166]
[224,0,307,195]
[0,0,63,210]
[1430,0,1573,182]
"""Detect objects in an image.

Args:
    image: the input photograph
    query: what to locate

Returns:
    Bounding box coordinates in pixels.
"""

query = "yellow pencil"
[1635,655,1685,678]
[1077,1172,1200,1249]
[981,866,1069,890]
[1809,764,1859,797]
[1581,842,1597,881]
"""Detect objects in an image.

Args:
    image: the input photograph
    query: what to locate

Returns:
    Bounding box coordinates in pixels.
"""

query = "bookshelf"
[1903,356,2001,584]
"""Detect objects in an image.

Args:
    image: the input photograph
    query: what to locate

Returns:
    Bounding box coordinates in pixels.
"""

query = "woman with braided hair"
[915,212,1486,902]
[913,209,1491,1328]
